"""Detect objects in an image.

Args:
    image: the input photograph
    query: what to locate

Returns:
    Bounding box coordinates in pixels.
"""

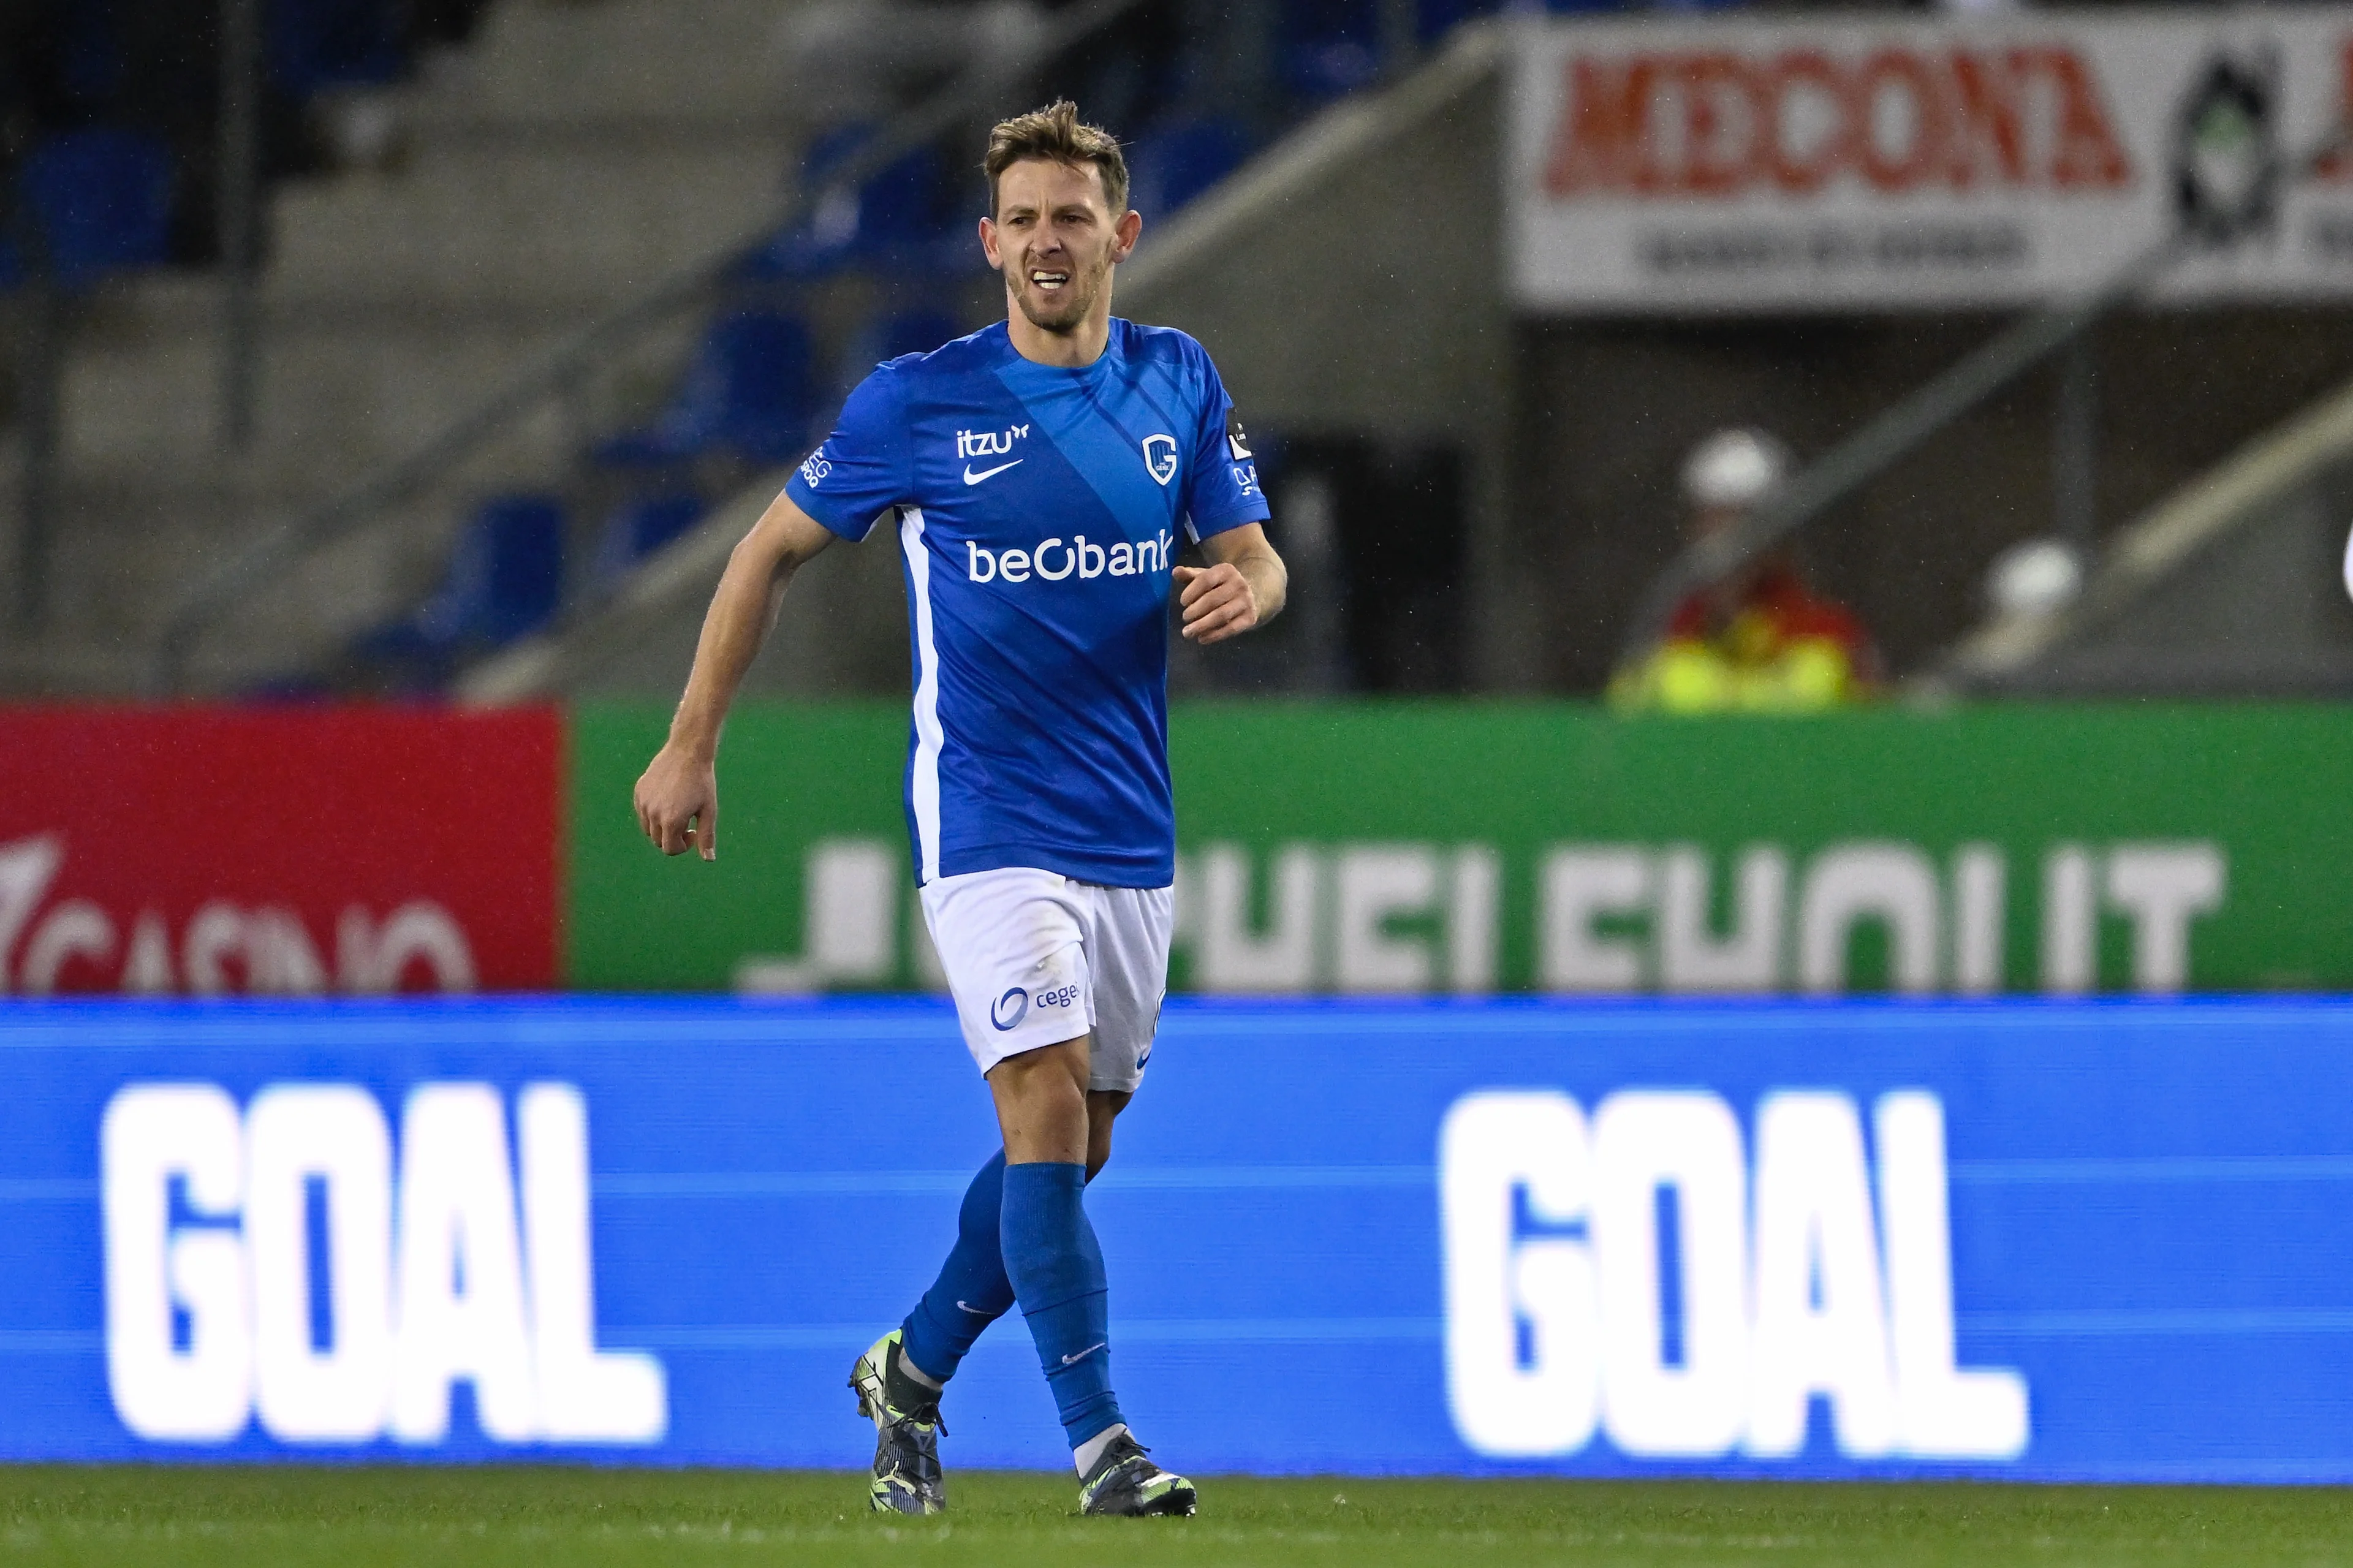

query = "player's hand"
[1173,562,1260,645]
[634,743,718,860]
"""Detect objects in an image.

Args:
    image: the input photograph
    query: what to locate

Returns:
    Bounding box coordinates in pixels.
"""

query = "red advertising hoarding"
[4,706,559,994]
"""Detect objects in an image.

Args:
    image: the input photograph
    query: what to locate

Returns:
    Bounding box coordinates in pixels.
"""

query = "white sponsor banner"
[1507,9,2353,311]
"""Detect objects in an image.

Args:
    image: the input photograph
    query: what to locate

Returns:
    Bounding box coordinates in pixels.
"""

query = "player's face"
[982,159,1139,335]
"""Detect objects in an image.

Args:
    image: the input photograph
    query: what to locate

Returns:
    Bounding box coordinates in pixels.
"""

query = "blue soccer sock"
[1000,1159,1124,1450]
[900,1150,1016,1385]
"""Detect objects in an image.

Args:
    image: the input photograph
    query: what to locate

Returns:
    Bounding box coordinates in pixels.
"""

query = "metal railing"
[148,0,1158,695]
[1613,120,2353,680]
[1936,365,2353,695]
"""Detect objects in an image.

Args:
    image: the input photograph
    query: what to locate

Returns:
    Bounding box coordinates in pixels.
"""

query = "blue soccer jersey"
[784,318,1269,888]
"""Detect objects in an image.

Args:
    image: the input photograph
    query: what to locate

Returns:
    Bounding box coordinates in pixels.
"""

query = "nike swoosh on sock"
[1061,1342,1106,1366]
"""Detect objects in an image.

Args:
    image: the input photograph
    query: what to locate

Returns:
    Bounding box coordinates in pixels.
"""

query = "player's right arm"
[634,491,836,860]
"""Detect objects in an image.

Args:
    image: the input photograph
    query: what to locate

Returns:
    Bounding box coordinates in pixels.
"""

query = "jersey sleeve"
[784,366,909,542]
[1181,352,1271,542]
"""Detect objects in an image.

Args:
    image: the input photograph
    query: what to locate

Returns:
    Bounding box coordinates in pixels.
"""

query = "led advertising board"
[2,998,2349,1480]
[0,708,560,997]
[570,703,2353,998]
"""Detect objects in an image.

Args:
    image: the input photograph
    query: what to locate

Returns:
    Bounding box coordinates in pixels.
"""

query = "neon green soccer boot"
[847,1329,945,1515]
[1077,1430,1197,1517]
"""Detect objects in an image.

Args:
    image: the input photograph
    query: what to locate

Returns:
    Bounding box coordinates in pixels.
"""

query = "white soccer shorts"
[918,865,1173,1093]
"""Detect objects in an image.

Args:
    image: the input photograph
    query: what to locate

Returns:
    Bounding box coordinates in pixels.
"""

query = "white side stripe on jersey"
[900,506,944,882]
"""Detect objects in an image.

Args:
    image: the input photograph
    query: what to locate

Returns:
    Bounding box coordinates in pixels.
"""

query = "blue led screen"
[2,997,2351,1481]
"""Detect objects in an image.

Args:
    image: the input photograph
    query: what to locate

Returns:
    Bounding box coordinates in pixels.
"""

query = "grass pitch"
[2,1466,2349,1567]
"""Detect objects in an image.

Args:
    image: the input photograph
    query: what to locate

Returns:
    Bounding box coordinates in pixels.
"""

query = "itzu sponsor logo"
[959,425,1030,485]
[967,529,1174,585]
[957,424,1030,459]
[101,1081,665,1447]
[1441,1087,2028,1462]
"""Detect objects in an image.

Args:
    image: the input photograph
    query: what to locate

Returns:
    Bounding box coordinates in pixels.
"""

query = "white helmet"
[1681,428,1793,509]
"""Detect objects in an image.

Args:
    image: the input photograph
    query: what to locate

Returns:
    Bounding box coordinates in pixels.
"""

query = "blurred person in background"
[1610,426,1881,713]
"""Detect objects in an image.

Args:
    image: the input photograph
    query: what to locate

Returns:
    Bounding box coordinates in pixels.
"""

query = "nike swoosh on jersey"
[1061,1342,1107,1366]
[964,459,1022,485]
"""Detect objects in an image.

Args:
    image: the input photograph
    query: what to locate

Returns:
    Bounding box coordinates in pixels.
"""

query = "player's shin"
[1000,1159,1125,1455]
[901,1150,1016,1387]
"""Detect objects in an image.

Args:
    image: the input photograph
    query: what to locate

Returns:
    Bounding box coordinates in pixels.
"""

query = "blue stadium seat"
[744,124,970,279]
[1277,0,1381,100]
[272,0,407,94]
[593,311,817,469]
[1417,0,1506,40]
[856,308,963,368]
[0,130,175,290]
[422,494,568,645]
[349,494,567,689]
[1271,0,1528,91]
[819,306,962,415]
[1126,119,1250,221]
[590,491,707,587]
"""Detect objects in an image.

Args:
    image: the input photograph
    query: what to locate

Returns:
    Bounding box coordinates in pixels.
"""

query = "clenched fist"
[634,743,718,860]
[1173,562,1263,645]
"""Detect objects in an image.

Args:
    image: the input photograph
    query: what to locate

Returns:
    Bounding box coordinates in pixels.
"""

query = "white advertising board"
[1507,9,2353,312]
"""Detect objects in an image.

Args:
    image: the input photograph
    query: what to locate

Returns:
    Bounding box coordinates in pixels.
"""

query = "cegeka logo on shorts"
[990,981,1079,1030]
[1441,1086,2028,1463]
[967,529,1175,585]
[101,1080,665,1447]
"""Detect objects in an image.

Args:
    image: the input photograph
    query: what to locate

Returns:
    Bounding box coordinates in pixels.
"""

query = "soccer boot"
[1077,1431,1197,1517]
[848,1329,945,1516]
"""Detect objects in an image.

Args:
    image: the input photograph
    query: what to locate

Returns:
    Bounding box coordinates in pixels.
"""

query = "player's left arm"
[1175,523,1287,646]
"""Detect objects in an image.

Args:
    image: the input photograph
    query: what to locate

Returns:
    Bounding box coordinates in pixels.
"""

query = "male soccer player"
[632,102,1287,1517]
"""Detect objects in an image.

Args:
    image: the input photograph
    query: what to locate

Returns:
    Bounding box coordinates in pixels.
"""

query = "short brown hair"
[984,100,1128,217]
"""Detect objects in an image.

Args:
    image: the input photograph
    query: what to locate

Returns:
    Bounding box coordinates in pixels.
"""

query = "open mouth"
[1029,268,1071,294]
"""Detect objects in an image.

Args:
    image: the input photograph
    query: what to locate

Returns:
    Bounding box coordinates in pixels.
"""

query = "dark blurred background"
[2,0,2349,710]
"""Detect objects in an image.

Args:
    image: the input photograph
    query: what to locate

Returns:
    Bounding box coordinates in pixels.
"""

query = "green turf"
[2,1467,2350,1567]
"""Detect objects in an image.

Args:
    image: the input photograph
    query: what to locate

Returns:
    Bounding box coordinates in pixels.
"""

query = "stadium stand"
[1,0,808,695]
[589,489,708,591]
[591,311,820,471]
[349,490,567,691]
[1935,374,2353,698]
[116,0,1459,699]
[455,23,1513,705]
[1123,117,1249,224]
[39,0,2334,705]
[449,10,2353,709]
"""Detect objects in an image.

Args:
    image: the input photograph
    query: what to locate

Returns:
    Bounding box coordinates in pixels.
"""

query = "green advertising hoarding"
[569,702,2353,994]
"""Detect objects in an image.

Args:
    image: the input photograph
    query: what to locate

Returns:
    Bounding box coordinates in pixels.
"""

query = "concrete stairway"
[1,0,807,695]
